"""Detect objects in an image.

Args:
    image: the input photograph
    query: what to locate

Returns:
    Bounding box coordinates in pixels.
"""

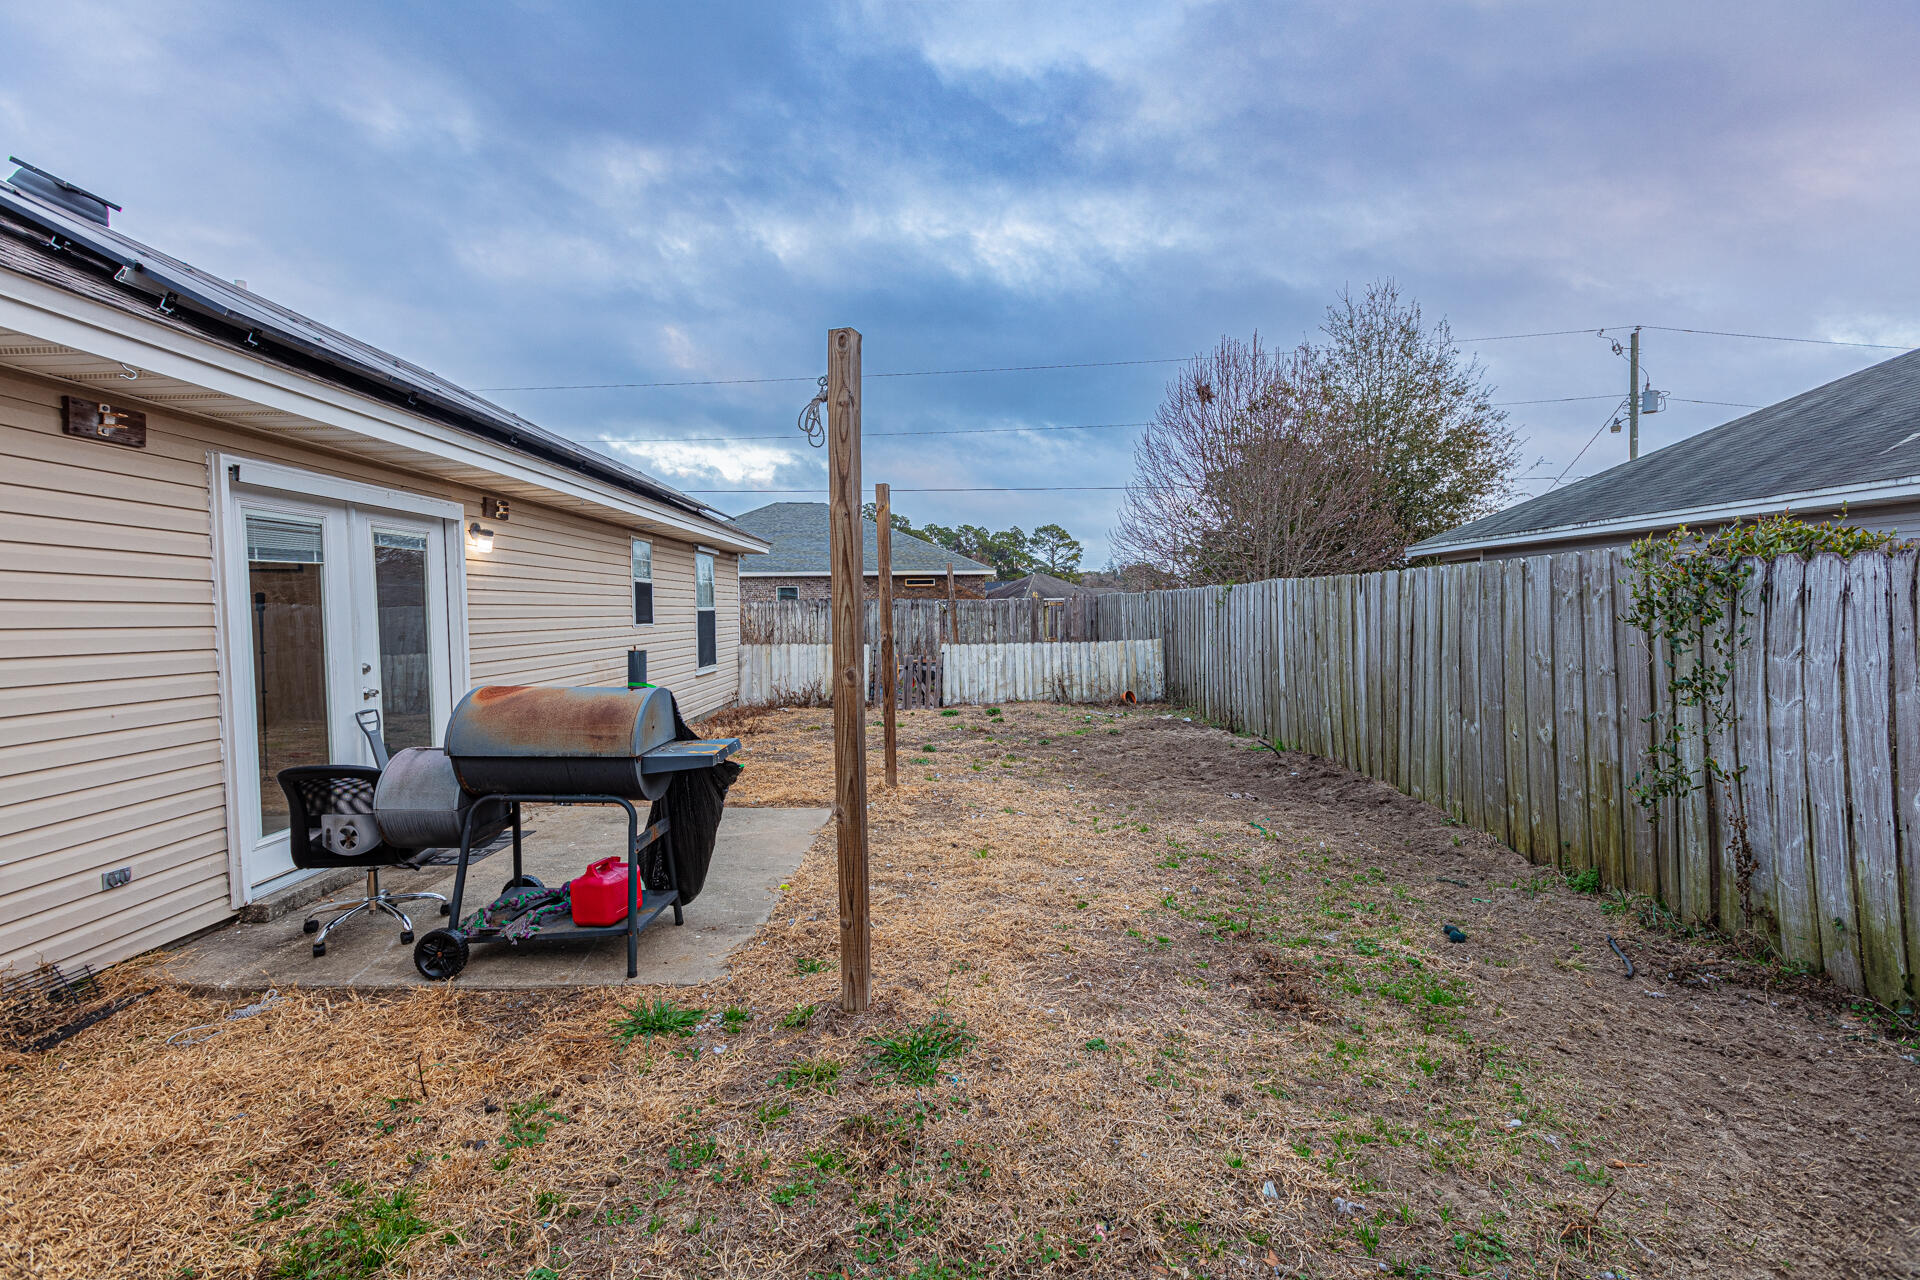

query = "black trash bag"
[640,703,741,906]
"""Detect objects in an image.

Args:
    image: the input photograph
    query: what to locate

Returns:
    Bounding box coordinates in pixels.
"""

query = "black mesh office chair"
[278,765,448,956]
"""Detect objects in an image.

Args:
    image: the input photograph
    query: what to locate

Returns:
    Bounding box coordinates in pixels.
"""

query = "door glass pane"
[246,514,329,837]
[373,529,433,752]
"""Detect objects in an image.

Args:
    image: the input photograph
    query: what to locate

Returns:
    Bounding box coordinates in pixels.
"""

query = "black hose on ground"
[1606,934,1636,979]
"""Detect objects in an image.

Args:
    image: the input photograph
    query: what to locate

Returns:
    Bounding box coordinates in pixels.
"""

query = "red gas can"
[570,856,636,926]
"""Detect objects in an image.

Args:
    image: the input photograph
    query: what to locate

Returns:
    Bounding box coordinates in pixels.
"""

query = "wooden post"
[827,327,870,1013]
[876,482,898,787]
[946,565,957,643]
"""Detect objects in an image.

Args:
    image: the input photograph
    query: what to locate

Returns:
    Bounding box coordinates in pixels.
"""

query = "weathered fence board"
[1892,550,1920,986]
[1765,555,1822,969]
[1843,554,1902,1000]
[1802,555,1861,989]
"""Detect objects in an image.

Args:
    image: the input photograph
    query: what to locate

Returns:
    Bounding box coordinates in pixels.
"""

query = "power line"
[576,401,1628,450]
[477,357,1193,393]
[1456,327,1618,343]
[574,387,1757,453]
[1640,324,1913,352]
[1547,400,1627,490]
[682,485,1136,494]
[580,421,1151,446]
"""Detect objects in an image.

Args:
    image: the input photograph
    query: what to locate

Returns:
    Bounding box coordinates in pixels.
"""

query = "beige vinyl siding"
[0,371,229,976]
[0,364,741,977]
[465,500,738,718]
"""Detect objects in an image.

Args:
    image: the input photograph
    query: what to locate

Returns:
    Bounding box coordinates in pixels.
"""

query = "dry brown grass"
[2,703,1913,1279]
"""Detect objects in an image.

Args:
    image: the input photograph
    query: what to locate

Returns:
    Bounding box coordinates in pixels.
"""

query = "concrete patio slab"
[165,805,829,991]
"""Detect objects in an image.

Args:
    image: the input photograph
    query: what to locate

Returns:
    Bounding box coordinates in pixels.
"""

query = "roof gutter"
[1411,473,1920,557]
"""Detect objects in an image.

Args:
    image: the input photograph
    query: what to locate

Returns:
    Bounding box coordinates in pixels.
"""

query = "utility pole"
[826,327,870,1013]
[1628,326,1641,461]
[875,481,898,787]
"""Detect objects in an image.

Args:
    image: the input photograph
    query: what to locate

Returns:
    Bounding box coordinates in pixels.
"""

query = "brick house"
[730,502,996,601]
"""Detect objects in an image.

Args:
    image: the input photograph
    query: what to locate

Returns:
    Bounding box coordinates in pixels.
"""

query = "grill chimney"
[5,157,120,227]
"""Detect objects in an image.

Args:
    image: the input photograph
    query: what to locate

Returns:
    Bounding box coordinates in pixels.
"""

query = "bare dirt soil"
[2,702,1915,1279]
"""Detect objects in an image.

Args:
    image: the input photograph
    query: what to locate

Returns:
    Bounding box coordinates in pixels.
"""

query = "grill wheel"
[413,928,469,980]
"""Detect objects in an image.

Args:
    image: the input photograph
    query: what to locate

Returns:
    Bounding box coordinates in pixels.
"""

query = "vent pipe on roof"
[4,157,120,227]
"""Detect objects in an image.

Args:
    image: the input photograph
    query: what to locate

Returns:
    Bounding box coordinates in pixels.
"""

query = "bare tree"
[1113,334,1404,584]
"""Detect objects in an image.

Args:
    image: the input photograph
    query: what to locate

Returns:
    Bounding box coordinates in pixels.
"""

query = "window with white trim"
[631,539,653,625]
[776,585,799,601]
[695,551,717,669]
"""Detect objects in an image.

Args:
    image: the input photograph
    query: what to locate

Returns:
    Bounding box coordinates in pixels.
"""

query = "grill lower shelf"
[410,796,683,981]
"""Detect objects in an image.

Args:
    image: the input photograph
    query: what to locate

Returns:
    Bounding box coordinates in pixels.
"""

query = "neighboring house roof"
[0,163,760,544]
[986,572,1105,599]
[1411,347,1920,557]
[731,502,996,576]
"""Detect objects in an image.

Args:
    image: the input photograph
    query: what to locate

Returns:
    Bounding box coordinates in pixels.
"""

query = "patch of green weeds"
[782,1002,818,1028]
[667,1136,719,1171]
[500,1097,571,1149]
[254,1184,318,1223]
[722,1006,753,1034]
[795,955,829,974]
[263,1182,431,1280]
[774,1058,844,1092]
[611,997,705,1042]
[866,1015,976,1085]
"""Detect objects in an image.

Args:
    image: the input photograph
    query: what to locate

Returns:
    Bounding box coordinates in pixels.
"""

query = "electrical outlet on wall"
[101,867,133,891]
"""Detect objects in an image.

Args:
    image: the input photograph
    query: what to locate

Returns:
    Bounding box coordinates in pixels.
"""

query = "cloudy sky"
[5,1,1917,563]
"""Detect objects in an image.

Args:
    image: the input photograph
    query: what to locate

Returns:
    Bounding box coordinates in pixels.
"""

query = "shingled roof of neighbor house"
[730,502,997,576]
[0,162,749,532]
[986,572,1107,599]
[1411,346,1920,556]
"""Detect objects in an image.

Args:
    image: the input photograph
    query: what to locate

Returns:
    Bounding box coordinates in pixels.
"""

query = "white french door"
[221,472,458,894]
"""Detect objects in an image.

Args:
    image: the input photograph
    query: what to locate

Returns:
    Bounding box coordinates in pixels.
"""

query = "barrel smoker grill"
[400,685,740,980]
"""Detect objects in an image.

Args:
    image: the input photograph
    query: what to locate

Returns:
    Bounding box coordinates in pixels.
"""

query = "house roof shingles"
[986,572,1105,599]
[731,502,995,576]
[1413,347,1920,554]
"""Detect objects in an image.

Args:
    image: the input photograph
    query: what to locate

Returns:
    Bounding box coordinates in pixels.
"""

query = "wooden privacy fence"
[941,640,1164,706]
[737,640,1162,708]
[742,597,1105,647]
[743,597,1114,711]
[736,645,869,707]
[1082,550,1920,1003]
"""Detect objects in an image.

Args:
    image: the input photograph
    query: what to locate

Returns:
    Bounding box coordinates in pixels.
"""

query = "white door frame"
[210,453,469,906]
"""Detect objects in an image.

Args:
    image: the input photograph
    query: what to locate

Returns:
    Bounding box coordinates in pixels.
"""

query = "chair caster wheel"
[400,930,415,944]
[414,928,469,980]
[504,874,544,893]
[312,942,327,958]
[439,903,451,916]
[302,919,319,934]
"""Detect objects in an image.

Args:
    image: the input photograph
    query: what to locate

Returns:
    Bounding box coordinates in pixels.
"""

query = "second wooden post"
[876,482,898,786]
[826,327,871,1013]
